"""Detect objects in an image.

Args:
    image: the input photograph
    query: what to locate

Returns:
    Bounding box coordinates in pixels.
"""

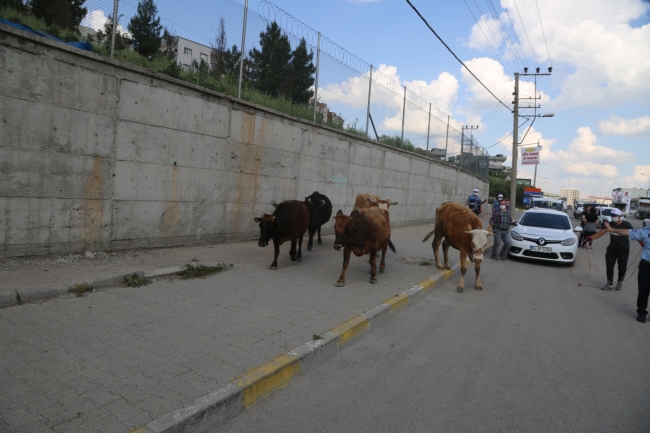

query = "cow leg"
[336,248,351,287]
[442,240,452,270]
[379,245,387,273]
[307,226,315,251]
[369,250,378,284]
[289,239,298,261]
[475,262,483,290]
[317,226,323,245]
[457,251,467,292]
[432,233,444,270]
[270,239,280,270]
[297,234,304,261]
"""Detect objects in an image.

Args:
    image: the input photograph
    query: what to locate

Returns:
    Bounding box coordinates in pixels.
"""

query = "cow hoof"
[307,245,312,251]
[370,278,378,284]
[297,256,302,262]
[318,240,323,245]
[456,286,464,292]
[269,266,277,270]
[379,268,384,274]
[476,285,483,290]
[445,266,451,270]
[335,281,344,287]
[290,256,298,262]
[437,265,445,270]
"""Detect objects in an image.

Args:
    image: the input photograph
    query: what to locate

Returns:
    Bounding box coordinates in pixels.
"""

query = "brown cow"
[333,207,396,286]
[422,202,492,292]
[254,200,309,270]
[353,193,398,211]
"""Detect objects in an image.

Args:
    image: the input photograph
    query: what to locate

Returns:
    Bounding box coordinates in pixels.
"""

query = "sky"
[80,0,650,199]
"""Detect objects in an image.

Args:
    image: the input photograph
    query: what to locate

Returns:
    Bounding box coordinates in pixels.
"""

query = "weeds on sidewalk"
[418,261,433,266]
[124,273,151,287]
[177,263,232,279]
[69,283,93,297]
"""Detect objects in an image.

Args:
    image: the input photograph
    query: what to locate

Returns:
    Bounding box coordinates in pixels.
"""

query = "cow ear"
[254,217,261,223]
[336,209,343,216]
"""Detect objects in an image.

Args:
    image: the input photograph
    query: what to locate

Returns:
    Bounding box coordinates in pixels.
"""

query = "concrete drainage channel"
[0,263,227,309]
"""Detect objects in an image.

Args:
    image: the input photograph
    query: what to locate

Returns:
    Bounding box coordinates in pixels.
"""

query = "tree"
[161,27,178,60]
[284,37,315,104]
[0,0,25,11]
[210,16,228,78]
[249,21,291,97]
[127,0,162,58]
[90,14,131,52]
[30,0,87,30]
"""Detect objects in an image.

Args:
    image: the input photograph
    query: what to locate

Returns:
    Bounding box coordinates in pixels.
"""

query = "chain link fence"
[1,0,491,178]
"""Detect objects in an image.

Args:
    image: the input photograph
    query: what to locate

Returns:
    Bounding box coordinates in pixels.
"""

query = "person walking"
[586,208,634,290]
[466,188,487,216]
[489,199,516,260]
[581,206,598,249]
[603,221,650,323]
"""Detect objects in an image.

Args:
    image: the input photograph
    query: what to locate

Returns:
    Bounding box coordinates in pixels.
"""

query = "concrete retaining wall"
[0,24,487,258]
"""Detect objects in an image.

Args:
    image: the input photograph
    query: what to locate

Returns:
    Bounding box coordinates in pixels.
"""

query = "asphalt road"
[215,215,650,433]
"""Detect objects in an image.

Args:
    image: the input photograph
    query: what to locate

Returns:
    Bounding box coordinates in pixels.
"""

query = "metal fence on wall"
[6,0,491,178]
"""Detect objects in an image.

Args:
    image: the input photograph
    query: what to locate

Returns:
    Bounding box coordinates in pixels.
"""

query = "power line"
[500,1,528,68]
[512,0,539,66]
[405,0,512,113]
[534,0,552,66]
[484,0,525,71]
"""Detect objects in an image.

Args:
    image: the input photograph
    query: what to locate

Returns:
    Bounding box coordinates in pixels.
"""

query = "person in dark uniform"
[586,208,634,290]
[603,221,650,323]
[466,188,487,216]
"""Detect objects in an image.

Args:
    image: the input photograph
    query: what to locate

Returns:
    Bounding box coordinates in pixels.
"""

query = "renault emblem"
[538,238,546,246]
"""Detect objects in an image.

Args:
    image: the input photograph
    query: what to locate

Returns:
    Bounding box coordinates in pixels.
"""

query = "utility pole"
[460,125,478,167]
[509,73,520,221]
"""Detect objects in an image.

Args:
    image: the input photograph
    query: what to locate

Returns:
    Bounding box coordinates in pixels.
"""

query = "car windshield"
[602,209,612,216]
[520,212,571,230]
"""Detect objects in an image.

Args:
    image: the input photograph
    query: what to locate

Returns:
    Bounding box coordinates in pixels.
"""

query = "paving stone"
[11,418,53,433]
[89,413,130,433]
[123,410,153,428]
[102,397,142,422]
[81,389,121,407]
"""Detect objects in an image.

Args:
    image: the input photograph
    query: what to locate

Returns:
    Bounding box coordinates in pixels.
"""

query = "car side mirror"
[573,226,583,233]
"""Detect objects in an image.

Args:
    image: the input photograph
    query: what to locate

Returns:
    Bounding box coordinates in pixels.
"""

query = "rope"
[572,243,642,289]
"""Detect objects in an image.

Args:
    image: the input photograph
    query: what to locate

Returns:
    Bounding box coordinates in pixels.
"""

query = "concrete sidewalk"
[0,216,494,433]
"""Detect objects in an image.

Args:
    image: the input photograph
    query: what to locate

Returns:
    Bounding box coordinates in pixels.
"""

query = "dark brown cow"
[254,200,309,270]
[333,207,396,286]
[304,191,333,250]
[353,193,398,211]
[422,202,492,292]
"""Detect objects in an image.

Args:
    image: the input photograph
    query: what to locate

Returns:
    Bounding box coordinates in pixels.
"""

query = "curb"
[0,264,214,309]
[135,243,493,433]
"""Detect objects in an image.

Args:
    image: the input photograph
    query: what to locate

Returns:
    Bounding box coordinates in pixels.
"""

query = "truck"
[635,197,650,219]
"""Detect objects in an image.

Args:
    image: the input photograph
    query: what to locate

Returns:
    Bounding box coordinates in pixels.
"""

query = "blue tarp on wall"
[0,17,92,51]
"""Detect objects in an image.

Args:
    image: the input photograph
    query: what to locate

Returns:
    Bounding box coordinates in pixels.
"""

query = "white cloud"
[598,115,650,136]
[81,9,130,35]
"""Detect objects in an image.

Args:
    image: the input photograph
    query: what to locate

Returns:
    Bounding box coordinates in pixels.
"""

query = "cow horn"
[367,198,377,204]
[390,201,398,205]
[308,198,313,205]
[320,200,325,206]
[271,200,278,208]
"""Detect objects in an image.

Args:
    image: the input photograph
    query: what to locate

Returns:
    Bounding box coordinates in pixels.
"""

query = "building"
[610,187,648,214]
[488,154,507,174]
[162,36,212,70]
[560,188,580,207]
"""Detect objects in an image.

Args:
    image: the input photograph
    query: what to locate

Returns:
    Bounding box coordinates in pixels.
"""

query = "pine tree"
[30,0,87,30]
[249,21,291,98]
[127,0,162,58]
[284,38,315,104]
[210,17,228,78]
[90,14,131,52]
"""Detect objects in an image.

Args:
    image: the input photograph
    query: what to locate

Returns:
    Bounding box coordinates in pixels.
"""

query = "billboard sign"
[521,146,541,165]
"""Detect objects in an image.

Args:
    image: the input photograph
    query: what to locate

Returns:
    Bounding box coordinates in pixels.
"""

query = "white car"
[508,208,580,266]
[595,207,617,228]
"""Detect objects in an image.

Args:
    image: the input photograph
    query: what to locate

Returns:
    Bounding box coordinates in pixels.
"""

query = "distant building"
[610,187,647,214]
[162,36,212,70]
[488,154,507,174]
[561,188,580,207]
[309,99,343,127]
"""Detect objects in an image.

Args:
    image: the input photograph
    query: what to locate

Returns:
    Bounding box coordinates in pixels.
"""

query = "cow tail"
[422,228,435,242]
[388,240,396,253]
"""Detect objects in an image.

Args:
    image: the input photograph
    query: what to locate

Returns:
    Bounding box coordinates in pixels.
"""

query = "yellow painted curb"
[443,269,455,280]
[235,353,300,409]
[416,278,436,294]
[382,294,409,312]
[126,428,150,433]
[330,315,369,347]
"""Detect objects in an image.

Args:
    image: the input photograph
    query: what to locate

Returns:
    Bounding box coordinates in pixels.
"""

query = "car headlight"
[561,237,577,246]
[510,231,523,241]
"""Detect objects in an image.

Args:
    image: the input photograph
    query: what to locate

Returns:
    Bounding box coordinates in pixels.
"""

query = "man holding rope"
[603,221,650,323]
[586,208,633,291]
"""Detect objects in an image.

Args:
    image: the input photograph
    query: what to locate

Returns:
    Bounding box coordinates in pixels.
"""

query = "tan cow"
[422,202,492,292]
[353,193,398,211]
[333,207,396,286]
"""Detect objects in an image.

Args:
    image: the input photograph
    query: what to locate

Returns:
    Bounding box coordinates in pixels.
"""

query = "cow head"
[464,224,492,263]
[333,210,365,251]
[367,197,398,210]
[254,214,279,247]
[305,195,326,228]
